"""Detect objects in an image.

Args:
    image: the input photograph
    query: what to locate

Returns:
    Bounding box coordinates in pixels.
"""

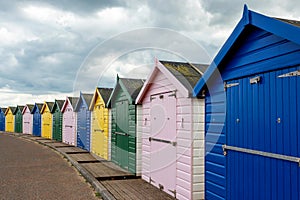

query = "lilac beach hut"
[22,104,34,134]
[61,96,79,145]
[136,60,208,199]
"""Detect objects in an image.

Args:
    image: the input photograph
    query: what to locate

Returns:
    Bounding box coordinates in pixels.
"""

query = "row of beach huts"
[1,7,300,200]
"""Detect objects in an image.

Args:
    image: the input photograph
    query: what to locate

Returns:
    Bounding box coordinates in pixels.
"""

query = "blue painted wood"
[76,94,91,151]
[193,6,300,96]
[31,104,42,136]
[198,7,300,199]
[223,68,300,199]
[0,108,5,131]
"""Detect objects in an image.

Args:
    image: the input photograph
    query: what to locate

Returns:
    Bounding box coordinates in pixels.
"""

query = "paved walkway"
[0,132,99,200]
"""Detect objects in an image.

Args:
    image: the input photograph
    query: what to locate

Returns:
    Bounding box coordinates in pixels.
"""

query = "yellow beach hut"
[89,87,113,159]
[41,102,54,139]
[5,107,15,132]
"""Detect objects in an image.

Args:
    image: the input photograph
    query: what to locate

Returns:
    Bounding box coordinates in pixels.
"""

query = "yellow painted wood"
[91,92,109,159]
[5,108,14,132]
[41,103,52,139]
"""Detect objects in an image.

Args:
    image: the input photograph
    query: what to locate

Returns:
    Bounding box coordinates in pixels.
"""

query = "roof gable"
[31,103,43,114]
[41,102,54,114]
[13,105,24,115]
[22,104,34,114]
[89,87,113,110]
[74,93,93,112]
[136,59,207,103]
[107,76,145,107]
[193,5,300,96]
[61,97,79,113]
[0,107,6,113]
[5,107,16,115]
[51,100,64,113]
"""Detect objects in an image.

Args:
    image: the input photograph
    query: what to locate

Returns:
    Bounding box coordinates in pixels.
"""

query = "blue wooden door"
[0,113,5,131]
[32,112,41,136]
[77,106,90,151]
[225,67,300,200]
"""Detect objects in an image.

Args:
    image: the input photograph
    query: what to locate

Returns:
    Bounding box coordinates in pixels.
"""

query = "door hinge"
[278,70,300,78]
[224,82,239,91]
[168,189,177,198]
[168,92,176,98]
[149,177,155,184]
[158,184,164,191]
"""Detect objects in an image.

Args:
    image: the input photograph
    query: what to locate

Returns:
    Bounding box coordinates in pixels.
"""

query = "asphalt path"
[0,132,99,200]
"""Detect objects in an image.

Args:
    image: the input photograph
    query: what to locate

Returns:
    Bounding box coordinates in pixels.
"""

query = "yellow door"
[5,109,14,132]
[42,109,52,139]
[91,96,109,159]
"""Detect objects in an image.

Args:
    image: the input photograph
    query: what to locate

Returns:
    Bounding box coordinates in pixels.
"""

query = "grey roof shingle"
[26,104,35,112]
[82,94,93,107]
[97,88,113,104]
[120,78,145,101]
[275,18,300,27]
[46,102,54,110]
[68,97,79,109]
[159,60,208,92]
[36,103,44,111]
[1,107,6,113]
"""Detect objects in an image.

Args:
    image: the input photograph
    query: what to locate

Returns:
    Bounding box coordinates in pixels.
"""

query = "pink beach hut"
[22,104,34,134]
[136,60,208,199]
[61,96,79,145]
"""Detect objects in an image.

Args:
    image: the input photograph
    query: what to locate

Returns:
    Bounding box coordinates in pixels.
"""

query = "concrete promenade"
[0,132,99,200]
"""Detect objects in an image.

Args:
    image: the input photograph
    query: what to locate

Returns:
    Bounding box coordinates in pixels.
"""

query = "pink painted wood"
[136,60,206,200]
[22,106,33,134]
[150,92,176,194]
[62,98,77,145]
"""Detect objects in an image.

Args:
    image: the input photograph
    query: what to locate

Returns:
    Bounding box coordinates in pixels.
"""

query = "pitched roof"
[22,104,34,114]
[13,105,24,115]
[107,77,145,107]
[31,103,43,114]
[69,97,79,109]
[36,103,44,111]
[5,106,16,115]
[82,94,93,107]
[0,107,6,113]
[97,88,113,104]
[41,102,54,114]
[276,18,300,27]
[160,60,208,91]
[61,96,79,112]
[193,5,300,96]
[136,60,208,103]
[89,88,113,110]
[46,102,54,109]
[120,78,145,100]
[51,100,64,113]
[74,93,93,111]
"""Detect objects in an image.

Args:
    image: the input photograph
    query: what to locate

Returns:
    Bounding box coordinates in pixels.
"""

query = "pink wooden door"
[23,112,32,134]
[63,106,75,145]
[150,92,176,196]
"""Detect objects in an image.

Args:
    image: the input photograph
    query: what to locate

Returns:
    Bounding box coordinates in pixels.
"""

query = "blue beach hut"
[193,6,300,200]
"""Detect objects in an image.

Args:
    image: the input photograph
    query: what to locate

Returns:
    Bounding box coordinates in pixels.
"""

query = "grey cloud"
[0,0,299,106]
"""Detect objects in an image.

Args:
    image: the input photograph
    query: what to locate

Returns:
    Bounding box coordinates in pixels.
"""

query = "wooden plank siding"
[140,68,205,200]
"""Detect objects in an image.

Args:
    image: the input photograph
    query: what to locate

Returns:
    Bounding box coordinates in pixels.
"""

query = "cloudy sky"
[0,0,299,107]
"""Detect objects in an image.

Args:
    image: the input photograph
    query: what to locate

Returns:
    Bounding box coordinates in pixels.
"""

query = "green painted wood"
[14,110,22,133]
[111,83,137,174]
[52,101,63,142]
